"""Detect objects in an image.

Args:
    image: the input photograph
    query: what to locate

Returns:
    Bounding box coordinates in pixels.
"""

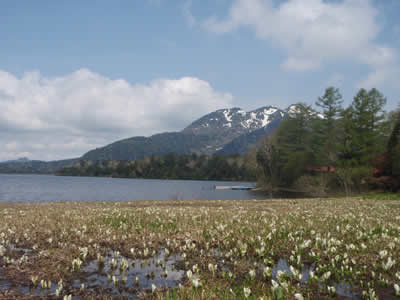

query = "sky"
[1,0,400,161]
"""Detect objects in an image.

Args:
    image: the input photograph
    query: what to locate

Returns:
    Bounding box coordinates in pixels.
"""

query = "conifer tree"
[346,88,387,165]
[316,87,343,121]
[258,103,316,187]
[314,87,343,166]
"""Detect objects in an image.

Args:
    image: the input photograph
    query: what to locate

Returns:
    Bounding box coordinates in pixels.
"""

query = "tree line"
[256,87,400,197]
[56,153,256,182]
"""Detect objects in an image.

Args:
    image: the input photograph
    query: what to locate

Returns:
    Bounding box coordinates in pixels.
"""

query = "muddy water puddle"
[1,244,362,299]
[0,249,185,298]
[272,258,361,299]
[72,250,184,295]
[211,247,361,300]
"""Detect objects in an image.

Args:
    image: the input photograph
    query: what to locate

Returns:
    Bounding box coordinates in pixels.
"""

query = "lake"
[0,174,266,203]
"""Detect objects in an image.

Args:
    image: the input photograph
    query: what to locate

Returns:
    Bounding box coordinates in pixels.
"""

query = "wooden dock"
[215,186,253,191]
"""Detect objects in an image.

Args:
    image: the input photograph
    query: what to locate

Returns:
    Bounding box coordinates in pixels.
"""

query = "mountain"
[0,104,292,174]
[81,105,288,161]
[216,118,282,156]
[182,106,286,153]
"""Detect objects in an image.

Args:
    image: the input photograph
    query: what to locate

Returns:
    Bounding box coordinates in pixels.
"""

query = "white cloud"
[357,65,400,90]
[0,69,233,161]
[203,0,399,87]
[354,45,399,88]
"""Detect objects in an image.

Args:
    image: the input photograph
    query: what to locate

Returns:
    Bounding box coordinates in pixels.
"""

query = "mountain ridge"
[81,105,289,160]
[0,104,295,174]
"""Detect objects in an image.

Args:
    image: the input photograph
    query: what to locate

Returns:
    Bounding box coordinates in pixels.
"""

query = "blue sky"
[1,0,399,160]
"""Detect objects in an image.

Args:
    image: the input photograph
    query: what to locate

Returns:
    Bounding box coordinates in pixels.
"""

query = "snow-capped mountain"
[184,106,286,135]
[182,106,287,153]
[79,104,292,161]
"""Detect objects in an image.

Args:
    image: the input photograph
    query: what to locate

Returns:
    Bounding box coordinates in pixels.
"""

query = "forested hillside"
[81,133,212,161]
[57,153,256,181]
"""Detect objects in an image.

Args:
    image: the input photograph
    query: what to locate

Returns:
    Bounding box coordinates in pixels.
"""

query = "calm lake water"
[0,174,265,203]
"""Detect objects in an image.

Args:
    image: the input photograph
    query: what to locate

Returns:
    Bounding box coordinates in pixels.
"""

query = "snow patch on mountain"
[261,114,270,127]
[265,108,278,114]
[287,104,300,116]
[286,104,325,119]
[183,105,290,139]
[223,109,232,122]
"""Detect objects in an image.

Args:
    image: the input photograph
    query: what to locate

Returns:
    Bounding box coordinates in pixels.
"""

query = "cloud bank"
[0,69,233,161]
[203,0,398,88]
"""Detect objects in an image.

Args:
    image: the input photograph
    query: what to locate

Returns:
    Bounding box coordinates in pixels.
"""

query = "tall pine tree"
[346,88,387,165]
[314,87,343,166]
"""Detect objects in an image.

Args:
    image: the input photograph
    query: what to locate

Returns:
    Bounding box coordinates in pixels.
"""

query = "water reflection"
[72,249,184,296]
[1,244,363,299]
[272,258,361,299]
[0,249,184,298]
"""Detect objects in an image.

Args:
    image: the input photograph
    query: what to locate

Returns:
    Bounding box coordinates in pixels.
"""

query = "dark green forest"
[256,87,400,196]
[56,153,256,181]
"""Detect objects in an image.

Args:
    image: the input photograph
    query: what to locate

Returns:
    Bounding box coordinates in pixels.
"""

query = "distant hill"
[1,157,30,163]
[81,132,212,161]
[0,158,79,174]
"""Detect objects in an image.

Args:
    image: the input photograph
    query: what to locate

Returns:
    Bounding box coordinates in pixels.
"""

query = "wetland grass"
[0,197,400,299]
